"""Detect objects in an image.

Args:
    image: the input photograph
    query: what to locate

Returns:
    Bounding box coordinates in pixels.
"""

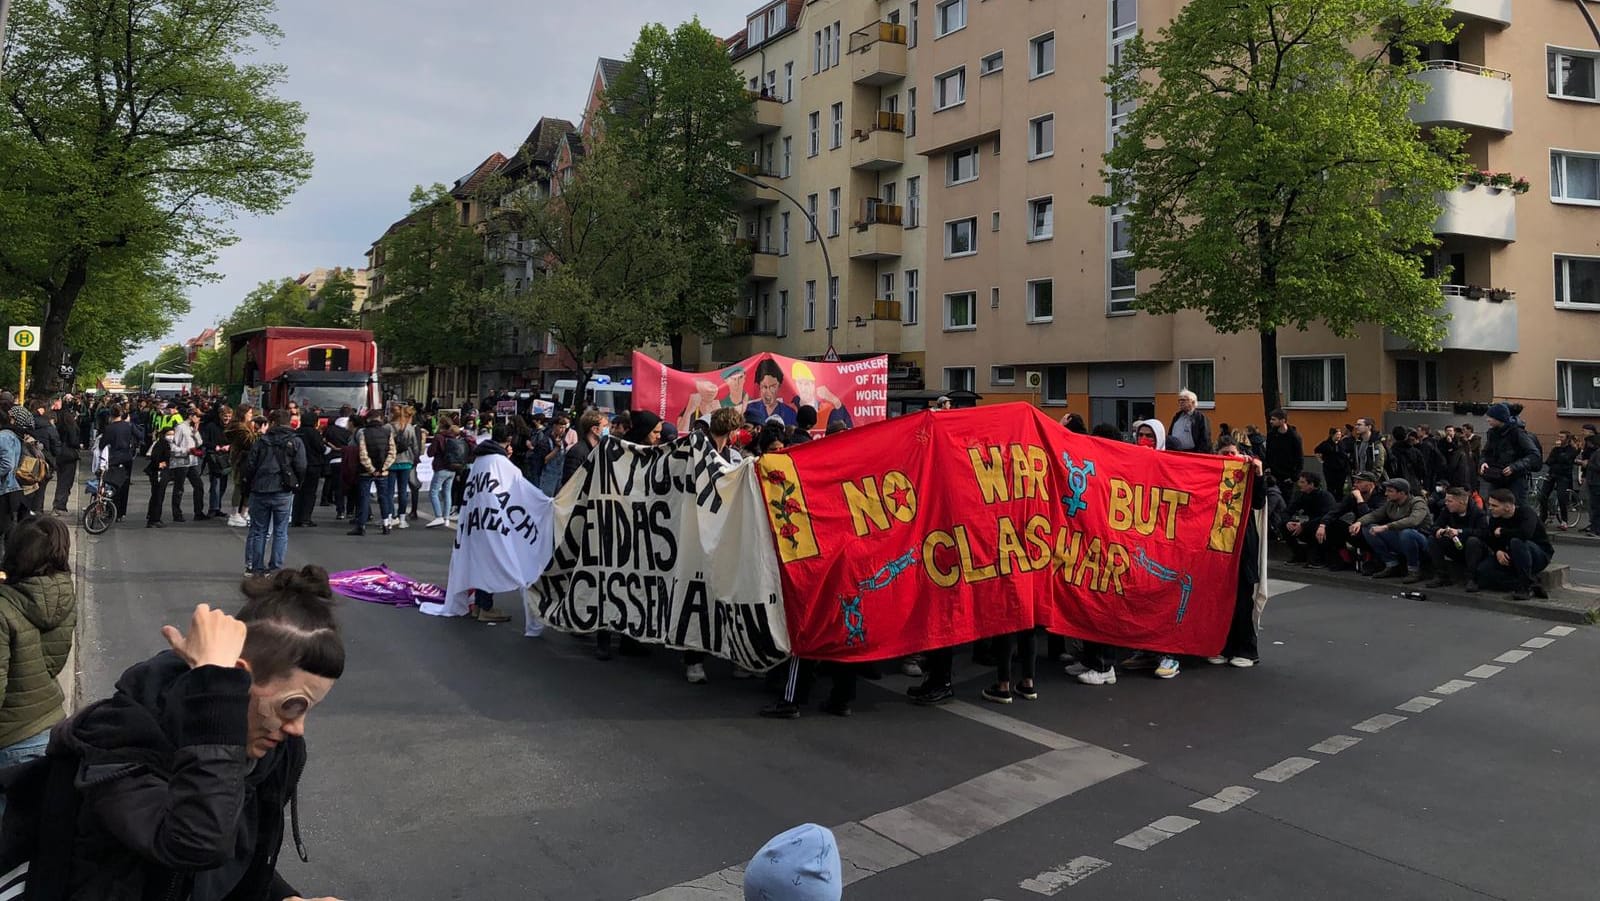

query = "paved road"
[74,479,1600,901]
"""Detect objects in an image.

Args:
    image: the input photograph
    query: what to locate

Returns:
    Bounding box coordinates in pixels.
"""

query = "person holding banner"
[1210,434,1267,667]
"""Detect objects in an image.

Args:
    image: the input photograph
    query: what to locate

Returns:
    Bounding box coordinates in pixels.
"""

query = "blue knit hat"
[743,823,842,901]
[1485,402,1512,425]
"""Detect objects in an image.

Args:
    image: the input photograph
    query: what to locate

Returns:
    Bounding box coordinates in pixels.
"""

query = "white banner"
[421,450,555,620]
[530,433,791,671]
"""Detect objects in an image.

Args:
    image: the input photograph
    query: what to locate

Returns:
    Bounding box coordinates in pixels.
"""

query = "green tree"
[307,270,360,329]
[221,278,314,335]
[192,346,229,392]
[0,0,312,394]
[123,360,154,391]
[601,19,750,367]
[1094,0,1465,418]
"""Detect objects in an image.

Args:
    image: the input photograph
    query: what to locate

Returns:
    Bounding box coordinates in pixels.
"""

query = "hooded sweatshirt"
[624,410,663,446]
[0,572,77,748]
[1132,418,1167,451]
[743,823,842,901]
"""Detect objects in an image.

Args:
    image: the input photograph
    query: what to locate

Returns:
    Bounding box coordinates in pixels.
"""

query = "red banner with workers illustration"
[632,351,888,435]
[757,404,1254,662]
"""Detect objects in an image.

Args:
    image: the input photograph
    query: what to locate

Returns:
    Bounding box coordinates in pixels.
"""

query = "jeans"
[430,468,456,518]
[0,729,51,819]
[207,469,229,515]
[52,457,78,511]
[169,465,203,517]
[1367,527,1428,569]
[392,466,413,517]
[246,490,294,573]
[1466,536,1552,590]
[539,464,563,497]
[356,473,394,529]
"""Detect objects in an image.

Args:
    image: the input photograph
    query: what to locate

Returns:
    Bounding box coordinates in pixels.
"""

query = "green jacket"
[0,572,77,749]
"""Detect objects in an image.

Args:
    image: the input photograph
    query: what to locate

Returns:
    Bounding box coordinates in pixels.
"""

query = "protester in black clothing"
[319,407,354,508]
[51,406,82,514]
[25,401,62,516]
[1312,471,1380,570]
[1426,488,1490,588]
[1215,438,1267,666]
[1465,489,1554,599]
[561,410,609,486]
[1581,428,1600,536]
[1263,409,1303,486]
[1437,426,1474,489]
[1281,471,1336,564]
[1537,431,1580,529]
[1314,428,1348,496]
[290,414,326,528]
[200,404,234,518]
[99,406,137,519]
[143,425,174,528]
[1479,403,1542,505]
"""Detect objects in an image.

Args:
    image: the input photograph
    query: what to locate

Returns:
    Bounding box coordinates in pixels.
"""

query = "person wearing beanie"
[743,823,842,901]
[623,409,663,446]
[1479,402,1541,505]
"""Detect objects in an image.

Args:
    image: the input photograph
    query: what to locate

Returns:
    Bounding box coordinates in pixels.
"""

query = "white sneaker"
[425,517,447,528]
[900,657,925,678]
[226,513,247,527]
[1064,662,1088,676]
[1229,657,1257,668]
[1077,668,1116,686]
[686,663,708,684]
[1155,656,1181,679]
[1206,656,1228,665]
[397,517,409,529]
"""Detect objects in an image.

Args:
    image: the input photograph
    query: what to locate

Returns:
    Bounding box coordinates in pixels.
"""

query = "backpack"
[16,437,49,486]
[444,434,470,471]
[274,439,301,493]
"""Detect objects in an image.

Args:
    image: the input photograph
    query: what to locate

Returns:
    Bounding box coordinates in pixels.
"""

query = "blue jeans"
[430,468,456,518]
[0,729,50,819]
[392,466,413,516]
[207,470,228,514]
[357,473,394,529]
[246,491,293,573]
[1368,527,1428,570]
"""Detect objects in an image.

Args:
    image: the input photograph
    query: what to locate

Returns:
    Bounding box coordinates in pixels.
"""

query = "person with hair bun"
[28,565,346,901]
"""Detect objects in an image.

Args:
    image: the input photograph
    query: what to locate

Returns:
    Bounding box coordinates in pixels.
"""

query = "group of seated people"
[1279,470,1554,600]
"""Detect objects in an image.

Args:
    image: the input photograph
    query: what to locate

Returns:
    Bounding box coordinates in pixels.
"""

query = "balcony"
[850,114,906,170]
[1410,61,1513,133]
[1384,285,1518,353]
[748,249,780,280]
[847,201,903,260]
[1434,183,1516,242]
[850,22,908,86]
[734,165,781,208]
[743,93,784,136]
[713,316,782,360]
[1415,0,1511,26]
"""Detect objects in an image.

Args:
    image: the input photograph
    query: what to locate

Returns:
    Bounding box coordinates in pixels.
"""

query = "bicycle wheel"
[83,498,112,535]
[1562,488,1583,531]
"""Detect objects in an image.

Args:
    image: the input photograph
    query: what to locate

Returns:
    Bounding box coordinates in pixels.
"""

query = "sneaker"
[1206,656,1228,665]
[820,700,853,717]
[1401,571,1427,585]
[226,513,247,527]
[1373,564,1407,580]
[172,513,185,523]
[397,517,409,529]
[1155,656,1181,679]
[911,685,954,706]
[981,685,1014,704]
[1229,657,1257,668]
[426,517,447,528]
[476,608,511,624]
[1305,560,1327,569]
[685,663,708,684]
[1425,577,1452,589]
[1013,682,1038,701]
[1464,580,1480,594]
[1511,587,1531,601]
[1077,668,1117,686]
[759,702,800,719]
[1064,662,1089,676]
[1532,584,1550,599]
[381,525,391,535]
[1120,652,1158,671]
[146,521,164,529]
[906,681,938,699]
[192,512,209,521]
[346,527,365,536]
[335,513,346,521]
[900,657,925,678]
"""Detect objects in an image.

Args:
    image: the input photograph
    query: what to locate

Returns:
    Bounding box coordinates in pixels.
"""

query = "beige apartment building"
[718,0,929,386]
[915,0,1600,440]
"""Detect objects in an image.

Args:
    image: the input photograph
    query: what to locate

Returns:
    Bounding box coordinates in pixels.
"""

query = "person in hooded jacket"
[1537,431,1580,529]
[242,411,307,577]
[290,413,326,529]
[1210,436,1267,667]
[1479,402,1542,505]
[15,567,345,901]
[51,404,83,515]
[24,401,62,516]
[0,517,77,778]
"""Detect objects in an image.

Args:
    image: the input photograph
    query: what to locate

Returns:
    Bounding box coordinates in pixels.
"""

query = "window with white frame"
[1283,356,1347,408]
[991,365,1016,386]
[944,291,977,330]
[808,112,820,156]
[784,61,794,100]
[833,21,841,67]
[1558,360,1600,413]
[1027,279,1054,322]
[806,193,819,240]
[935,67,967,110]
[828,276,840,329]
[1030,32,1056,78]
[1108,206,1135,313]
[831,102,844,149]
[880,271,895,302]
[907,87,918,136]
[1179,359,1216,406]
[1043,365,1068,405]
[909,0,919,47]
[1556,255,1600,307]
[991,285,1001,308]
[991,210,1001,232]
[828,188,841,236]
[1029,114,1055,159]
[782,136,792,176]
[948,146,979,184]
[904,269,920,324]
[980,51,1004,75]
[780,212,790,255]
[1112,0,1137,38]
[813,29,824,74]
[945,217,977,257]
[777,290,789,338]
[935,0,966,37]
[1551,150,1600,203]
[945,367,976,392]
[907,176,922,226]
[1395,358,1440,402]
[1028,196,1054,240]
[804,280,817,330]
[1548,47,1597,101]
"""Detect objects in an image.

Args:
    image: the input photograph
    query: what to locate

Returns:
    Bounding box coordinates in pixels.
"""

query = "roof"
[598,57,626,88]
[450,151,509,198]
[499,117,578,182]
[727,0,804,59]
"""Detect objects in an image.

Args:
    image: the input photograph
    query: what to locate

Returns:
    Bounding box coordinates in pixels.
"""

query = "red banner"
[757,404,1254,662]
[632,351,888,435]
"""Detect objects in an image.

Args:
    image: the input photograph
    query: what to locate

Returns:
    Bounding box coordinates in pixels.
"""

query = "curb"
[1277,559,1599,625]
[1550,530,1600,547]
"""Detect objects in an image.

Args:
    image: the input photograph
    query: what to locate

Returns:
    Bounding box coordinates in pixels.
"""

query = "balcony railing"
[856,199,904,226]
[848,21,908,53]
[1410,60,1514,132]
[1433,182,1516,242]
[1419,59,1510,81]
[1384,284,1518,353]
[872,110,906,133]
[742,92,784,135]
[726,315,778,337]
[850,22,908,86]
[872,299,902,321]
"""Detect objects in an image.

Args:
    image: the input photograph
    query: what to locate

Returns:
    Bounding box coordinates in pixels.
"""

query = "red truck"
[227,326,381,413]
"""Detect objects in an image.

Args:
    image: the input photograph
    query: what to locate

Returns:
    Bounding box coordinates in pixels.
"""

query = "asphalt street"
[72,477,1600,901]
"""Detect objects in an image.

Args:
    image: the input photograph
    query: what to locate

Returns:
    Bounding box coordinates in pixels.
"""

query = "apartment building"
[296,267,369,314]
[720,0,929,388]
[917,0,1599,439]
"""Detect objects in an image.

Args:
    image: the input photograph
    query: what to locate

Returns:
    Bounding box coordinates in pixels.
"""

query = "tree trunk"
[33,256,90,396]
[668,332,684,371]
[1258,328,1281,423]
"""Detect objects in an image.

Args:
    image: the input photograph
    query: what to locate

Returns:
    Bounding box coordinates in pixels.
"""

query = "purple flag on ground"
[329,565,446,607]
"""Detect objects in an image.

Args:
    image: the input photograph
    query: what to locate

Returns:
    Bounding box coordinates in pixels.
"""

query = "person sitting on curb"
[1426,487,1489,589]
[1351,478,1433,583]
[743,823,842,901]
[1465,488,1555,600]
[1315,471,1380,571]
[1281,471,1335,566]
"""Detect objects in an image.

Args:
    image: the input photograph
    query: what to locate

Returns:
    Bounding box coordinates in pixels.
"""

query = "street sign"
[7,325,39,352]
[822,344,840,363]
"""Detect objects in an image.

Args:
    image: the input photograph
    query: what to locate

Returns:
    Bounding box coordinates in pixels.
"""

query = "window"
[1557,255,1600,307]
[1552,151,1600,203]
[948,145,979,184]
[808,112,820,157]
[1109,206,1135,313]
[1112,0,1137,38]
[945,367,976,392]
[545,332,558,355]
[805,280,817,330]
[1558,360,1600,413]
[780,212,791,255]
[777,290,789,338]
[806,193,819,241]
[944,292,977,330]
[935,0,966,37]
[907,87,917,136]
[991,366,1016,386]
[814,29,824,74]
[1548,48,1598,101]
[1028,196,1054,240]
[1043,366,1068,405]
[945,217,977,257]
[907,176,922,227]
[1395,358,1440,403]
[1027,279,1054,322]
[991,210,1001,232]
[1029,114,1054,159]
[1179,360,1216,406]
[981,51,1004,75]
[1283,356,1347,408]
[828,276,840,329]
[784,62,794,101]
[904,269,920,324]
[833,21,841,69]
[831,102,844,149]
[1030,32,1056,78]
[828,188,841,236]
[909,1,919,48]
[880,271,895,301]
[990,286,1001,308]
[935,67,967,110]
[782,136,792,176]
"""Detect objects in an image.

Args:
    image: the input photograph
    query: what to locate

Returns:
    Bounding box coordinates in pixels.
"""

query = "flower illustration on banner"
[769,475,804,548]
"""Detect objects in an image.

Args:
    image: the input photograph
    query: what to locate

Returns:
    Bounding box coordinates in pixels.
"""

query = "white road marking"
[1190,785,1258,813]
[1494,650,1533,664]
[1269,580,1308,596]
[1545,626,1576,637]
[1018,857,1112,895]
[1522,637,1556,649]
[1352,714,1407,734]
[1464,664,1505,679]
[1396,696,1441,713]
[1432,679,1477,695]
[1114,816,1199,851]
[1254,756,1320,783]
[1308,735,1363,755]
[942,700,1091,751]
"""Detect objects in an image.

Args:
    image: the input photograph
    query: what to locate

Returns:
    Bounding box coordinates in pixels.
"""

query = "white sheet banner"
[421,450,555,618]
[530,433,791,671]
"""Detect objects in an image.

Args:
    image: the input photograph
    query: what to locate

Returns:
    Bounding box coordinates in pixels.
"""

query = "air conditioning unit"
[1024,371,1043,389]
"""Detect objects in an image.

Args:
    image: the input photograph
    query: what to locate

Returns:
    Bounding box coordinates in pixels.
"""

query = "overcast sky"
[130,0,754,367]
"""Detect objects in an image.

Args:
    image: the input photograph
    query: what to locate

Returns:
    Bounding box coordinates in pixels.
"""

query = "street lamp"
[727,167,838,358]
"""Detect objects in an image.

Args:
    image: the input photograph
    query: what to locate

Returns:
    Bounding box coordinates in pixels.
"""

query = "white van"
[552,377,633,413]
[149,372,195,398]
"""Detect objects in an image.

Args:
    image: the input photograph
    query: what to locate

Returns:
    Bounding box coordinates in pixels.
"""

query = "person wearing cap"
[1478,402,1541,506]
[717,366,751,418]
[742,823,841,901]
[1352,478,1434,582]
[1315,471,1382,571]
[933,395,953,411]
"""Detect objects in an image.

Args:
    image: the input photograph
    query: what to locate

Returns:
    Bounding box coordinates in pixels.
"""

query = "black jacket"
[1434,502,1489,540]
[1543,444,1579,487]
[1482,506,1554,558]
[1319,490,1377,528]
[1166,410,1212,453]
[31,420,63,466]
[55,413,82,461]
[561,438,594,485]
[1438,438,1475,489]
[1286,488,1335,523]
[1481,423,1542,489]
[99,421,136,468]
[1263,427,1303,484]
[243,426,307,494]
[43,652,304,901]
[293,424,326,473]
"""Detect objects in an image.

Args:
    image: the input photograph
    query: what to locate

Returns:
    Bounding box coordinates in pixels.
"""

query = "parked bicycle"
[1528,470,1584,532]
[82,470,118,535]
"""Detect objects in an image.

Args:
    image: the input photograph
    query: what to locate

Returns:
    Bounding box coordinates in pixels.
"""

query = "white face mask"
[599,426,611,438]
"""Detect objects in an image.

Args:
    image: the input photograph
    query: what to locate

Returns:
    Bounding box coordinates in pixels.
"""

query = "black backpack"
[444,434,470,471]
